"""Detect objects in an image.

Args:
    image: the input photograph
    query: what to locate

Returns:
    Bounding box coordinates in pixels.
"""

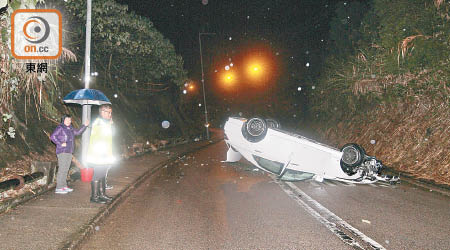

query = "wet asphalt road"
[80,141,450,250]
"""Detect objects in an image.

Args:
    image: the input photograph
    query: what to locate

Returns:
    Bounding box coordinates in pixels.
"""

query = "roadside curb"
[60,139,223,250]
[383,167,450,197]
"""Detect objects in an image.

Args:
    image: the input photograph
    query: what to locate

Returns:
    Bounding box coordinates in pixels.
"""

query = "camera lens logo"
[11,9,62,59]
[23,16,50,44]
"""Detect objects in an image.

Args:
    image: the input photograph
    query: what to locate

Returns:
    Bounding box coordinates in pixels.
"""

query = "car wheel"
[242,117,268,142]
[340,143,365,174]
[266,118,280,129]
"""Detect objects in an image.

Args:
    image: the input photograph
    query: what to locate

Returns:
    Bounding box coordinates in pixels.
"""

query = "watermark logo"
[11,9,62,59]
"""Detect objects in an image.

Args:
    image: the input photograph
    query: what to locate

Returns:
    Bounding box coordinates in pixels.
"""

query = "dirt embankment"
[314,99,449,185]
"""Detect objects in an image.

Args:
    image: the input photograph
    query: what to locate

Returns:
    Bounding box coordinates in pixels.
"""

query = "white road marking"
[273,178,364,249]
[274,177,386,250]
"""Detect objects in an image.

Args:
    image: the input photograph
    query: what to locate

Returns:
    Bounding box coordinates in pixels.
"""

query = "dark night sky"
[117,0,342,80]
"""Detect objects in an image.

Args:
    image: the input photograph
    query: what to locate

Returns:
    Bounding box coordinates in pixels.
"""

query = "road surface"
[80,141,450,250]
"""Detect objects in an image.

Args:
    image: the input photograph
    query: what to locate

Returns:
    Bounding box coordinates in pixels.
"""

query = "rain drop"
[114,94,118,98]
[370,140,376,145]
[312,86,316,90]
[183,90,187,94]
[199,103,202,107]
[238,112,243,116]
[229,37,232,40]
[297,87,302,91]
[95,226,100,231]
[230,63,234,67]
[247,16,250,19]
[225,65,230,71]
[306,62,310,67]
[293,114,297,118]
[162,120,170,129]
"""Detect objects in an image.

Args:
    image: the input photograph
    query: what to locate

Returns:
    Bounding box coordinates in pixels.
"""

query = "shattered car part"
[224,117,399,184]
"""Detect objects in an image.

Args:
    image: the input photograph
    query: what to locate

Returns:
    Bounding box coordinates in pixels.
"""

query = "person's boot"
[99,177,113,201]
[90,181,106,204]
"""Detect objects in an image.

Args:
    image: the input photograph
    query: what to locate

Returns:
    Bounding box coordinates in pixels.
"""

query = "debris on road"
[362,219,371,224]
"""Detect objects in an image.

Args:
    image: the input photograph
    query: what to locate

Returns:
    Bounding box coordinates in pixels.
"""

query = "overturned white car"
[224,117,399,184]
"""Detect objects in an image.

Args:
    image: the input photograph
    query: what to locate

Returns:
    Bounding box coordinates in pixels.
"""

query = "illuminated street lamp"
[199,32,216,140]
[222,71,236,87]
[246,59,265,82]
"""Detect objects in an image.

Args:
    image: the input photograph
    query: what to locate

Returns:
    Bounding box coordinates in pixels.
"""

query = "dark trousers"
[91,164,110,181]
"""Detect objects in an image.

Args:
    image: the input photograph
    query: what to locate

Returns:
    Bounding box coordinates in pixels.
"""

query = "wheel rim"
[342,146,361,165]
[247,119,266,137]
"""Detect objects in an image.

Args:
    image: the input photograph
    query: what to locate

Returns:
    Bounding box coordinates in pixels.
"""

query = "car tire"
[242,117,268,142]
[340,143,365,174]
[266,118,280,129]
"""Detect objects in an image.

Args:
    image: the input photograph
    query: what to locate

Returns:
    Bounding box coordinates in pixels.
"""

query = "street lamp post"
[198,32,215,140]
[81,0,92,165]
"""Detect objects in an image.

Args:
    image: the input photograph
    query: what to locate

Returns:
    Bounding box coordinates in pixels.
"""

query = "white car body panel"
[224,117,398,184]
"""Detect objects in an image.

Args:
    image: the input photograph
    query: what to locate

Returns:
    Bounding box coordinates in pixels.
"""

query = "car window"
[253,155,284,175]
[280,169,315,181]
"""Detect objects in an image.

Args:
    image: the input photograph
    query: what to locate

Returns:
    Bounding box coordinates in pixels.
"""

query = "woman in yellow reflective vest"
[87,104,116,203]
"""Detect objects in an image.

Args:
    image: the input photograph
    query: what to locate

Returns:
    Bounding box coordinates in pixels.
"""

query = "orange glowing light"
[222,72,236,87]
[247,61,264,79]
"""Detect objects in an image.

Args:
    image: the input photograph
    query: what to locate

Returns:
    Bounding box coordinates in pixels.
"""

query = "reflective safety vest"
[86,118,115,165]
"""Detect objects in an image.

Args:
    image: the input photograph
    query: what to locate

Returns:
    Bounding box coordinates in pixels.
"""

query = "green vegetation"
[0,0,189,170]
[309,0,449,184]
[310,0,449,120]
[61,0,186,91]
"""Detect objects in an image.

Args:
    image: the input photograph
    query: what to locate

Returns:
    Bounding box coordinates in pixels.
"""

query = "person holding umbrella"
[50,114,89,194]
[86,104,116,203]
[62,89,114,203]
